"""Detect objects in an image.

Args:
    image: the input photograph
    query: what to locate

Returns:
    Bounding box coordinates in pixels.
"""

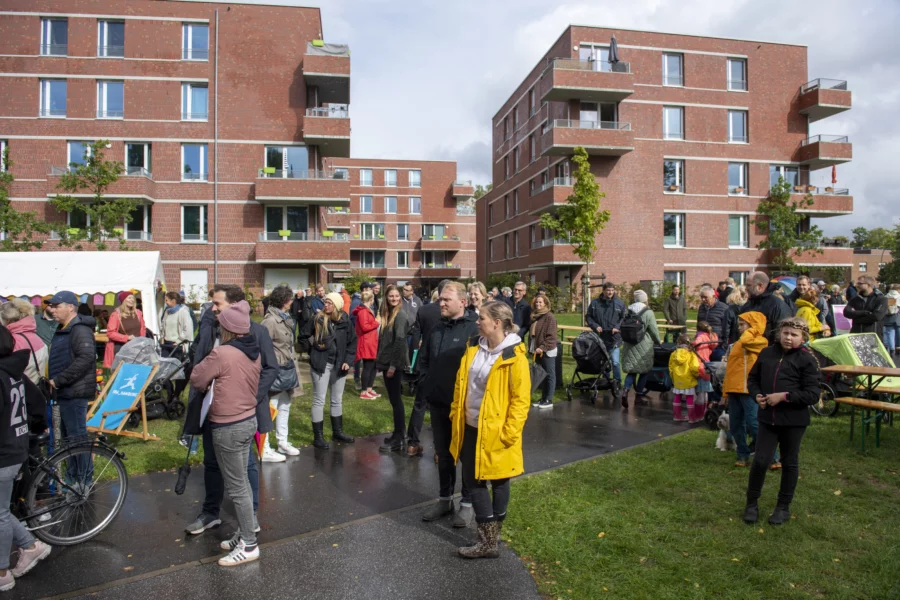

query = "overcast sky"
[225,0,900,236]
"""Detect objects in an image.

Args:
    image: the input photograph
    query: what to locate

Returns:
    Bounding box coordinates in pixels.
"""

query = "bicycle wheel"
[810,382,838,417]
[25,443,128,546]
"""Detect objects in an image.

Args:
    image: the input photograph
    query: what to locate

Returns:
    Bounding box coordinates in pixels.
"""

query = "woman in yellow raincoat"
[794,289,829,339]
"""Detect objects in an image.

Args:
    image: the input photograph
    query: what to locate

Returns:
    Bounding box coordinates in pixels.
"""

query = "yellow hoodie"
[794,298,824,336]
[723,311,768,396]
[668,347,707,390]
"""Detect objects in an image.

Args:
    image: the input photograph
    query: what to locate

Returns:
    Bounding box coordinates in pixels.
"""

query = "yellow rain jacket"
[449,337,531,480]
[723,311,768,396]
[794,299,824,336]
[668,347,705,390]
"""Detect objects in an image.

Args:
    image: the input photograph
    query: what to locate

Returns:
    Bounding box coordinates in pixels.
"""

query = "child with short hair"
[692,321,718,419]
[668,334,710,422]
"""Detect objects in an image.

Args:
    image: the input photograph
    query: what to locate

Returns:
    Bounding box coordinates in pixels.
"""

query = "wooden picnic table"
[821,364,900,450]
[821,365,900,398]
[558,325,591,333]
[95,332,109,343]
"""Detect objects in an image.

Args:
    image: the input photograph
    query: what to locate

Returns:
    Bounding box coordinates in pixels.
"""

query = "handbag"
[271,360,299,392]
[529,352,547,394]
[16,334,53,400]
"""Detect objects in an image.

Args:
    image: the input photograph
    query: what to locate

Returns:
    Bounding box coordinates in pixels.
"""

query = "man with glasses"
[844,275,889,337]
[511,281,532,340]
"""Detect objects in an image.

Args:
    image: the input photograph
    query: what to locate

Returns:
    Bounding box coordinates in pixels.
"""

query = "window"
[513,104,519,130]
[728,162,748,195]
[422,224,446,239]
[530,134,536,162]
[68,141,92,170]
[423,251,446,268]
[504,234,510,258]
[384,169,397,186]
[727,58,747,91]
[728,110,748,143]
[513,190,519,215]
[97,80,124,119]
[39,79,66,117]
[504,157,510,180]
[408,169,421,187]
[530,225,536,245]
[361,223,385,240]
[98,21,124,57]
[408,197,421,214]
[384,197,397,214]
[663,53,683,86]
[514,147,519,173]
[489,203,494,225]
[182,23,209,60]
[663,159,684,193]
[504,195,510,218]
[40,18,67,56]
[334,168,349,180]
[490,239,495,262]
[0,140,6,172]
[664,271,686,287]
[579,45,612,72]
[361,251,385,268]
[503,117,509,140]
[514,232,519,256]
[859,262,867,273]
[729,271,749,285]
[181,205,208,242]
[360,169,373,186]
[181,144,208,181]
[664,213,686,247]
[126,205,152,241]
[397,224,409,241]
[181,83,208,120]
[264,206,308,240]
[663,106,684,140]
[68,207,89,230]
[126,142,151,176]
[265,146,308,177]
[397,251,409,269]
[529,88,536,115]
[729,215,749,248]
[360,196,373,214]
[769,165,800,188]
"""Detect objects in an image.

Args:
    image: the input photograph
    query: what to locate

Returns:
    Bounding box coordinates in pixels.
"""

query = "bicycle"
[11,432,129,546]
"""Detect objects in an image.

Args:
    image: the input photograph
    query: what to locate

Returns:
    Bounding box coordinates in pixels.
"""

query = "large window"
[423,251,446,268]
[384,169,397,187]
[384,197,397,214]
[182,83,208,120]
[98,21,124,57]
[663,53,683,86]
[579,101,616,125]
[126,205,151,241]
[361,251,385,268]
[126,142,151,176]
[359,169,373,186]
[769,165,800,189]
[729,271,749,285]
[182,23,209,60]
[265,146,308,178]
[663,159,684,193]
[181,144,208,181]
[663,106,684,140]
[40,19,67,56]
[504,156,509,180]
[728,110,748,143]
[97,80,124,119]
[360,196,373,214]
[361,223,385,240]
[39,79,66,118]
[264,206,308,240]
[0,140,6,172]
[67,141,92,170]
[664,213,686,247]
[422,224,446,239]
[181,205,208,242]
[397,224,409,241]
[409,197,421,215]
[664,271,686,287]
[728,162,748,195]
[579,45,612,72]
[729,215,749,248]
[397,251,409,269]
[67,207,89,230]
[727,58,747,91]
[408,169,421,187]
[513,190,519,215]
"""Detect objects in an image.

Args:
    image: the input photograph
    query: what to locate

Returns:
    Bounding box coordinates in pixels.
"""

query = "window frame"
[408,197,421,215]
[859,262,867,273]
[384,169,397,187]
[0,140,6,172]
[422,224,446,240]
[513,190,519,215]
[40,18,67,56]
[663,159,685,194]
[728,110,748,143]
[359,169,373,186]
[360,196,373,214]
[728,215,750,248]
[397,224,409,241]
[729,271,749,285]
[360,223,385,240]
[67,206,90,230]
[662,53,684,87]
[664,270,687,287]
[727,58,748,91]
[181,204,208,243]
[769,165,801,189]
[181,82,209,121]
[384,196,397,214]
[423,250,446,268]
[96,80,124,119]
[39,79,67,118]
[397,251,409,269]
[181,143,208,182]
[728,162,749,195]
[182,23,209,61]
[67,140,93,171]
[125,142,151,176]
[663,105,684,140]
[97,20,125,58]
[408,169,421,187]
[663,213,686,248]
[126,204,152,240]
[361,250,385,269]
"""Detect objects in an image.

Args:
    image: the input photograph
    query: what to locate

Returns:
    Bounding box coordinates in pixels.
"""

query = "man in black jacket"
[289,288,310,338]
[786,276,829,326]
[183,284,278,536]
[417,281,479,527]
[697,285,735,359]
[739,272,793,345]
[511,281,532,339]
[47,291,97,486]
[586,283,626,382]
[844,275,889,337]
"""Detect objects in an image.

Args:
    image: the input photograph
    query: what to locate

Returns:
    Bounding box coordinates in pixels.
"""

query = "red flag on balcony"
[832,165,837,184]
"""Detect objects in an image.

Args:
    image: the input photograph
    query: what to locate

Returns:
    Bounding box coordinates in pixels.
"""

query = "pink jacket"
[7,316,48,384]
[190,345,261,426]
[104,309,146,368]
[693,331,718,363]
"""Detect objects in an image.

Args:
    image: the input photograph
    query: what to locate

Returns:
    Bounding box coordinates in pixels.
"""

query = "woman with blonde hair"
[105,291,146,368]
[450,301,530,558]
[0,299,48,385]
[467,281,488,316]
[353,290,380,399]
[376,285,411,452]
[795,288,830,339]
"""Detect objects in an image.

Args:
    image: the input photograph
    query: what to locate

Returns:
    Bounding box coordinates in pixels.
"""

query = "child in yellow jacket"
[723,311,768,466]
[668,334,710,423]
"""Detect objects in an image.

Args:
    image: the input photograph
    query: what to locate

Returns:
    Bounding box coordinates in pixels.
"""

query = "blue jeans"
[202,423,259,518]
[624,373,648,394]
[609,346,622,382]
[884,324,900,353]
[58,397,93,484]
[728,394,758,460]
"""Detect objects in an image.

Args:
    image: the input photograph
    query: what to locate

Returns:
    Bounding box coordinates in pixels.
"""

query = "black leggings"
[747,421,807,507]
[382,369,406,437]
[361,359,377,389]
[461,424,510,524]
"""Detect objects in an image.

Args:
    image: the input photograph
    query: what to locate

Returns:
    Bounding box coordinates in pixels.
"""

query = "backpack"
[620,307,651,345]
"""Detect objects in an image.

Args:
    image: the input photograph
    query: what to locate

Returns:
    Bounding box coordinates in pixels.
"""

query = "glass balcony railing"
[39,108,66,118]
[258,231,349,242]
[182,112,208,121]
[550,58,631,73]
[97,110,124,119]
[305,106,349,118]
[182,172,208,181]
[98,45,125,57]
[257,169,345,180]
[181,233,208,242]
[800,79,848,94]
[453,179,472,186]
[182,48,209,60]
[125,231,152,241]
[531,177,573,196]
[125,166,152,178]
[40,44,67,56]
[800,135,850,145]
[548,119,631,131]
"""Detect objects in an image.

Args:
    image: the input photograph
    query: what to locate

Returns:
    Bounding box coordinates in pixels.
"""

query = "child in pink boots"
[668,334,710,423]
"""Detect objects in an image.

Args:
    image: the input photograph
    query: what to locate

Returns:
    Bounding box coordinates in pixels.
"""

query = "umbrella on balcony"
[609,35,620,65]
[832,165,838,185]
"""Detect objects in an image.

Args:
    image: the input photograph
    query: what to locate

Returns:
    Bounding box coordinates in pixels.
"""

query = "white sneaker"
[261,447,286,463]
[277,441,300,456]
[218,540,259,566]
[11,540,51,577]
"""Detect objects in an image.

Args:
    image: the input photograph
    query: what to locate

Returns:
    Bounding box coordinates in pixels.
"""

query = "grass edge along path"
[504,414,900,600]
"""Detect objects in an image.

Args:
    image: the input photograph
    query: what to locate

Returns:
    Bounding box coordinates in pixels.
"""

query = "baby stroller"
[702,360,728,428]
[111,338,190,427]
[646,343,676,402]
[565,332,620,404]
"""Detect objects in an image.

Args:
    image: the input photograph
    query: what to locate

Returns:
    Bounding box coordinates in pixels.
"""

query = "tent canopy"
[0,251,166,335]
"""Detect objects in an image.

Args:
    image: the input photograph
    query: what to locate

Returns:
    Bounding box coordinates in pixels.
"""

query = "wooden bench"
[835,396,900,451]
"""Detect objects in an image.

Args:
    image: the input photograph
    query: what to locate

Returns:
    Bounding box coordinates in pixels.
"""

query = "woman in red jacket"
[353,290,379,399]
[103,291,146,368]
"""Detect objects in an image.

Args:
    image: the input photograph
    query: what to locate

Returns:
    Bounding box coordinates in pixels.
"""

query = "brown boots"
[458,521,501,559]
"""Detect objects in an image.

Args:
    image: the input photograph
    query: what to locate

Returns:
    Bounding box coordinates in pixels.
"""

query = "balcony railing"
[549,57,631,73]
[327,206,351,214]
[97,110,124,119]
[800,79,848,94]
[182,173,208,181]
[257,169,345,180]
[790,185,850,196]
[453,179,472,186]
[182,48,209,60]
[39,108,66,118]
[663,76,684,87]
[548,119,631,131]
[531,237,571,249]
[182,112,208,121]
[125,166,152,178]
[801,135,850,146]
[40,44,67,56]
[258,231,349,242]
[728,79,748,91]
[729,134,749,143]
[97,45,125,58]
[125,231,152,241]
[305,106,349,118]
[532,177,573,196]
[181,234,208,242]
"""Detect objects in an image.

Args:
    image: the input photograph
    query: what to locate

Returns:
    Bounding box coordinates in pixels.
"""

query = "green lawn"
[505,413,900,600]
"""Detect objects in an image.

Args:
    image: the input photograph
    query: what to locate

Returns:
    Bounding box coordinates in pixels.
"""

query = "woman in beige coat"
[261,285,300,461]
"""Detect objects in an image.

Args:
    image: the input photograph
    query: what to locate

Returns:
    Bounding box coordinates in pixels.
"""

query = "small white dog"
[715,412,736,452]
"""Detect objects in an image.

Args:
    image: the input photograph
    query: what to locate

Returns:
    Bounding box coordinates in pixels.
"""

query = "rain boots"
[330,415,355,443]
[673,397,687,422]
[312,421,329,449]
[458,521,501,559]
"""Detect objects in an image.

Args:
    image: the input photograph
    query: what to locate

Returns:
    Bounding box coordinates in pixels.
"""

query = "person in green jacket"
[663,285,687,342]
[34,304,58,346]
[621,289,661,409]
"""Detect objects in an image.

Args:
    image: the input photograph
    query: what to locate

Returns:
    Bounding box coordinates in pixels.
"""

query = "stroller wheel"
[166,400,186,420]
[565,386,573,402]
[590,390,599,405]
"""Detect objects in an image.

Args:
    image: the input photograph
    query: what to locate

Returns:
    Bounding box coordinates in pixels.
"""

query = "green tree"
[820,266,848,285]
[865,227,894,250]
[833,235,850,247]
[538,146,610,284]
[50,140,138,250]
[852,227,869,248]
[877,224,900,285]
[754,177,823,275]
[0,149,51,251]
[474,183,492,200]
[340,269,373,294]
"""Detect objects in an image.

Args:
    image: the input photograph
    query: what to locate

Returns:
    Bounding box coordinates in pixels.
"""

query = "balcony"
[794,135,852,170]
[350,237,388,250]
[420,264,462,278]
[541,58,633,103]
[303,42,350,105]
[792,186,853,217]
[98,45,125,58]
[255,170,350,205]
[48,166,156,199]
[528,239,583,267]
[421,235,462,251]
[540,120,634,156]
[799,79,851,123]
[323,206,351,229]
[303,107,350,157]
[258,231,349,242]
[256,232,351,263]
[452,180,474,197]
[529,177,573,215]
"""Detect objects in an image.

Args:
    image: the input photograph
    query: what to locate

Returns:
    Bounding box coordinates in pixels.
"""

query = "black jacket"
[306,312,358,378]
[48,314,97,400]
[697,300,734,348]
[417,312,479,407]
[739,284,793,345]
[844,290,889,337]
[376,310,410,372]
[290,296,311,332]
[586,296,627,348]
[747,344,821,427]
[0,351,47,468]
[511,299,532,339]
[415,302,442,351]
[183,309,277,435]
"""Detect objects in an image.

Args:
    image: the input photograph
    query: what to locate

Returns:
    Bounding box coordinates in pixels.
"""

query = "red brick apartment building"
[0,0,474,296]
[476,25,857,292]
